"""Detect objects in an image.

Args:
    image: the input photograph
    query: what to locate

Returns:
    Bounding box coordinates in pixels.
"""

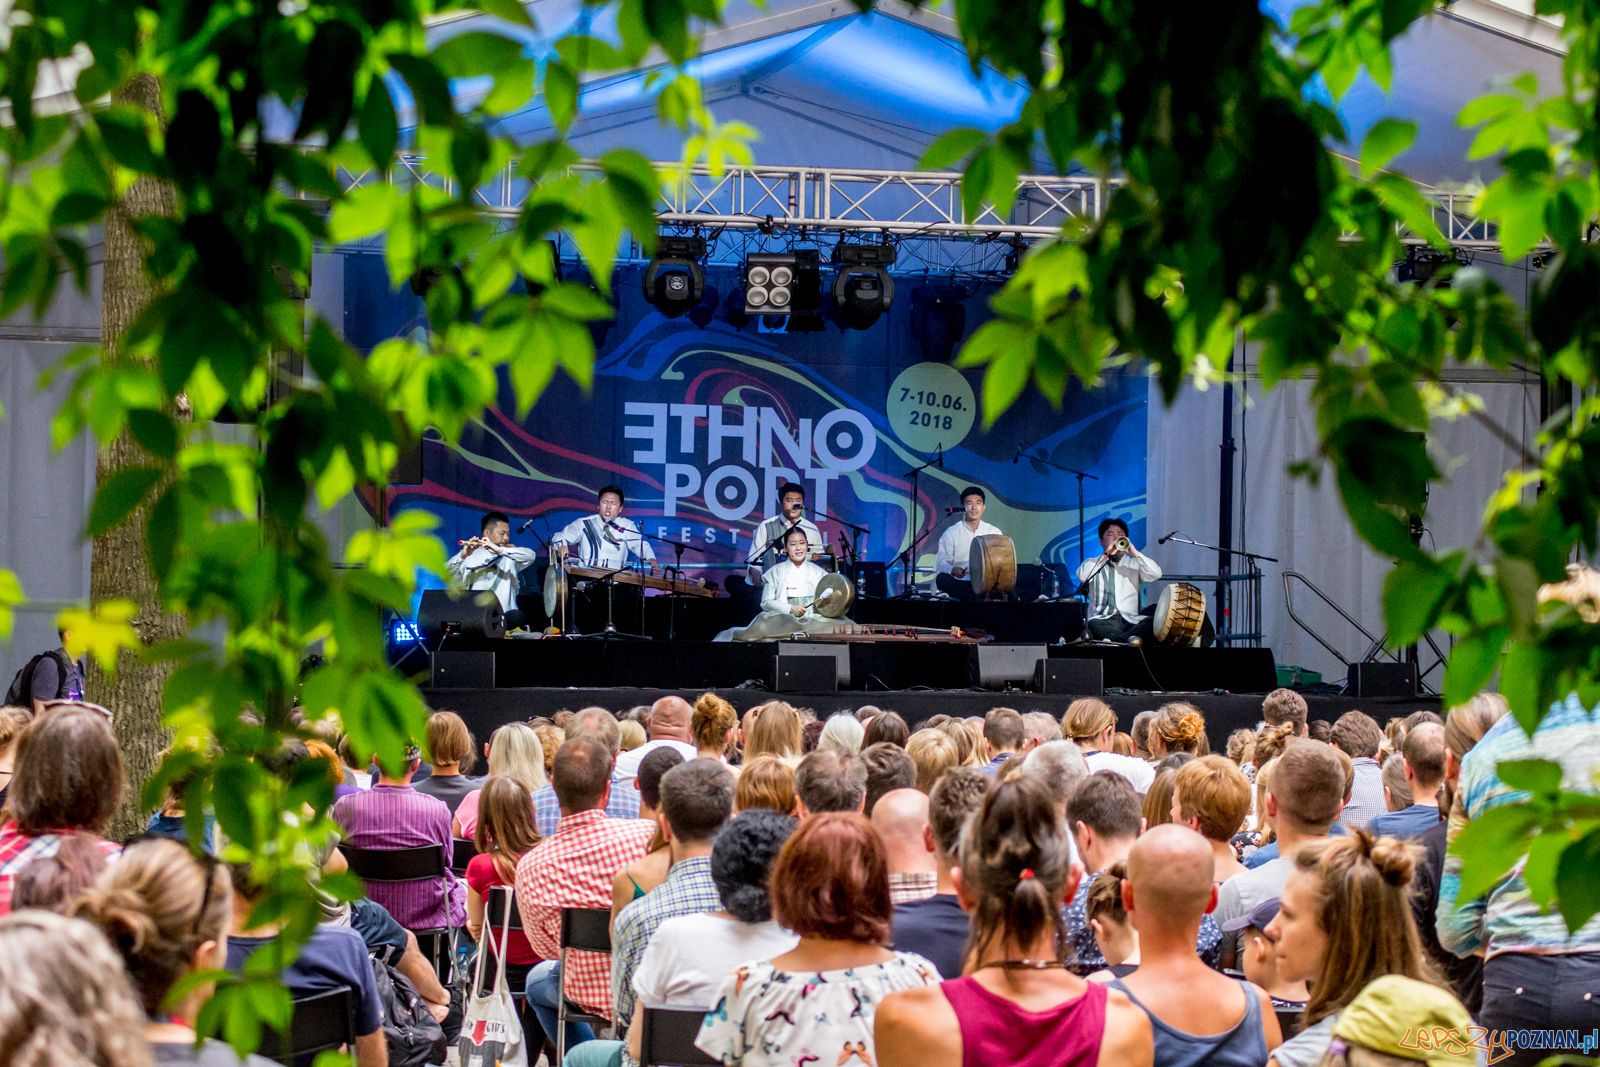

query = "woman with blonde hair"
[733,755,798,814]
[693,692,739,762]
[934,718,980,766]
[0,704,31,812]
[1148,702,1208,757]
[745,701,804,764]
[1142,768,1178,829]
[0,910,153,1067]
[416,710,481,814]
[619,719,647,751]
[454,721,548,838]
[905,729,960,793]
[74,838,283,1066]
[1062,697,1154,791]
[1264,830,1446,1067]
[818,712,866,755]
[1231,756,1276,862]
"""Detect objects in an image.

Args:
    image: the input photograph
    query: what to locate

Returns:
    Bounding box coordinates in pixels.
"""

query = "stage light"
[725,288,751,328]
[642,235,707,317]
[1396,247,1465,287]
[911,283,969,361]
[687,284,720,327]
[743,250,821,318]
[832,242,895,330]
[391,620,421,644]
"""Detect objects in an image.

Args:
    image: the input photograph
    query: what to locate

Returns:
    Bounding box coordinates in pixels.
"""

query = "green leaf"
[127,409,178,460]
[50,192,110,228]
[1451,802,1541,903]
[554,35,630,72]
[88,465,164,537]
[1383,559,1454,645]
[1371,173,1448,248]
[1360,119,1416,176]
[544,61,578,131]
[1458,94,1522,128]
[473,0,536,27]
[1555,826,1600,932]
[95,106,160,173]
[920,127,987,171]
[387,54,455,127]
[359,77,398,171]
[1442,627,1506,708]
[1495,759,1564,798]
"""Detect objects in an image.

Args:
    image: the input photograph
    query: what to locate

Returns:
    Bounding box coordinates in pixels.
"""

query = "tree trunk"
[90,73,187,841]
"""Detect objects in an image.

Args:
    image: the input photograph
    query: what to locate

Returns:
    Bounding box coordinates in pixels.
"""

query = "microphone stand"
[631,524,705,641]
[1158,534,1278,647]
[800,505,872,583]
[1018,444,1099,568]
[894,445,944,597]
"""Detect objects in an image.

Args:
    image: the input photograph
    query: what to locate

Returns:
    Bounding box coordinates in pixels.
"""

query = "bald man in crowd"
[871,787,938,904]
[613,696,698,780]
[1097,824,1281,1062]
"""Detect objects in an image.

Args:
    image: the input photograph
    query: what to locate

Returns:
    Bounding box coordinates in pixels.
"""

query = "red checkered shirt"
[0,823,121,915]
[514,809,654,1019]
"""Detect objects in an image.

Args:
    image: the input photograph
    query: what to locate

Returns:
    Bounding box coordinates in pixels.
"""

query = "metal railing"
[1282,571,1449,694]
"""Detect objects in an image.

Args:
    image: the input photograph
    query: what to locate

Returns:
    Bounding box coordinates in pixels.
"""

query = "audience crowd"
[1,685,1597,1067]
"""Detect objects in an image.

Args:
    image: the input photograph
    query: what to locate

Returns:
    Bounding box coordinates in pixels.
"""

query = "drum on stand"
[1153,582,1207,646]
[812,573,856,619]
[970,535,1018,597]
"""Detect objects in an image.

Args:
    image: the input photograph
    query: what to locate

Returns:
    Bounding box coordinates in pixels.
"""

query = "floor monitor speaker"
[1034,657,1103,695]
[431,650,495,688]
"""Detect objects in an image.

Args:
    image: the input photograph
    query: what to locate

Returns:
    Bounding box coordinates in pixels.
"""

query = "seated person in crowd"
[794,748,867,815]
[144,747,217,855]
[1219,899,1307,1016]
[331,741,466,933]
[611,747,689,921]
[1242,745,1352,870]
[0,704,30,812]
[871,786,937,905]
[1062,697,1156,792]
[466,775,542,972]
[0,703,124,915]
[612,696,698,782]
[875,777,1155,1067]
[531,710,641,836]
[225,860,393,1055]
[732,755,797,815]
[862,742,917,817]
[74,838,287,1067]
[455,721,548,838]
[696,813,942,1067]
[1264,830,1447,1067]
[1100,825,1281,1065]
[1022,711,1062,752]
[1171,755,1252,881]
[413,711,483,815]
[1084,865,1138,978]
[608,760,737,1045]
[1064,772,1225,972]
[1261,689,1310,738]
[1365,722,1444,840]
[981,708,1025,775]
[1328,711,1385,829]
[1215,740,1346,938]
[9,832,108,915]
[891,767,988,979]
[517,737,656,1050]
[906,729,960,793]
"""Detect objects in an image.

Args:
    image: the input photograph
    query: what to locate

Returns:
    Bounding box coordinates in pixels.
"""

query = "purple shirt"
[332,782,466,929]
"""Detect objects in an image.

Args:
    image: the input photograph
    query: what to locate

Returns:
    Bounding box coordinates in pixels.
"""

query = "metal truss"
[326,156,1532,263]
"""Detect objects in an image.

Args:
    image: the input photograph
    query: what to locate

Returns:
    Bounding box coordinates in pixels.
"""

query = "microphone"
[1012,442,1026,464]
[937,446,944,469]
[1157,531,1175,544]
[945,506,963,513]
[518,517,535,533]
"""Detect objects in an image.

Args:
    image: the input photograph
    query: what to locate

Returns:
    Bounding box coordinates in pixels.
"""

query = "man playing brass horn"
[1076,517,1162,642]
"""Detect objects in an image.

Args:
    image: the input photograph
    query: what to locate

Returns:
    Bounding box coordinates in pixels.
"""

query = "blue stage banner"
[361,260,1150,589]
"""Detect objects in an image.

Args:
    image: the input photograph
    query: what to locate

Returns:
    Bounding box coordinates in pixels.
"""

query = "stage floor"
[424,686,1442,751]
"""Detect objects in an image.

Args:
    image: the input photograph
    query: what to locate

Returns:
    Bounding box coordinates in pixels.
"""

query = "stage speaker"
[976,645,1047,690]
[1034,658,1103,695]
[775,655,837,693]
[431,650,495,688]
[1346,661,1417,697]
[417,589,505,643]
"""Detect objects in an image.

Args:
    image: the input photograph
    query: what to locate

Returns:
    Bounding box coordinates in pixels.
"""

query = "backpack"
[371,957,449,1067]
[4,650,72,707]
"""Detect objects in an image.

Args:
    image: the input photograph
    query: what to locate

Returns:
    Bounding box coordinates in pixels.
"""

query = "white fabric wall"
[1147,355,1540,684]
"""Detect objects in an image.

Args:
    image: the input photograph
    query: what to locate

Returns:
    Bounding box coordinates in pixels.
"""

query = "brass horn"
[1112,536,1133,555]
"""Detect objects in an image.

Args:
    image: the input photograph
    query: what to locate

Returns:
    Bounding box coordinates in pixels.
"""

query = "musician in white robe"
[446,510,538,628]
[725,528,848,641]
[1075,517,1162,642]
[934,486,1002,600]
[552,484,659,572]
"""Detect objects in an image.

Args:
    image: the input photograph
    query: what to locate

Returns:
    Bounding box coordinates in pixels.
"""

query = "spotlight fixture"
[743,250,821,318]
[642,235,707,317]
[910,283,970,362]
[1395,247,1466,287]
[832,242,896,330]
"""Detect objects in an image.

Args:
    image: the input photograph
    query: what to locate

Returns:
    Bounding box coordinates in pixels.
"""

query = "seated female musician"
[722,527,851,642]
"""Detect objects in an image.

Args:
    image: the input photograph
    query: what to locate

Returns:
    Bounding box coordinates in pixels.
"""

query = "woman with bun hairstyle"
[73,838,279,1066]
[875,776,1154,1067]
[1263,829,1447,1067]
[1147,702,1208,758]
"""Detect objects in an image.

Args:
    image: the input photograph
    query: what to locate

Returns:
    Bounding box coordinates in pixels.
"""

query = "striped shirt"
[332,783,466,930]
[515,809,655,1019]
[0,825,121,915]
[1437,695,1600,958]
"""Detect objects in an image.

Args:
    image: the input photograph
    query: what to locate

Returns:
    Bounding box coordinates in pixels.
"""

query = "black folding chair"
[482,885,533,1000]
[451,837,477,876]
[337,843,453,981]
[640,1006,719,1067]
[1276,1008,1304,1040]
[557,906,614,1065]
[257,986,356,1066]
